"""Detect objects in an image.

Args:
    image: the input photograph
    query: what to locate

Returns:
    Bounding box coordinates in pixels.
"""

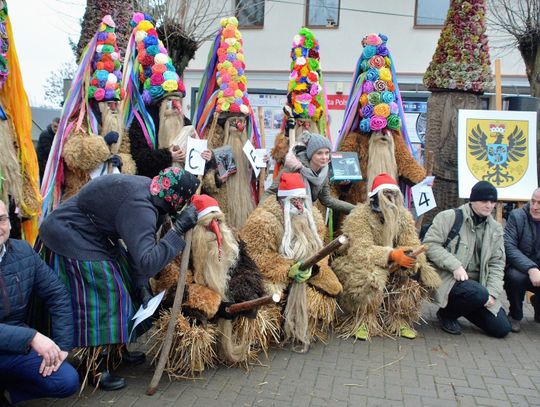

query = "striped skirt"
[37,241,139,348]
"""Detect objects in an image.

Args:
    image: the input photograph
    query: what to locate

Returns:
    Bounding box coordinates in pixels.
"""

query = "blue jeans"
[0,350,79,404]
[439,280,511,338]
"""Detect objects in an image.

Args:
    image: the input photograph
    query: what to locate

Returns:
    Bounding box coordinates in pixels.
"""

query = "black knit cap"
[469,181,497,202]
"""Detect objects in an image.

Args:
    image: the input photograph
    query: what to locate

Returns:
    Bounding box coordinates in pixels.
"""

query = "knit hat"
[469,181,497,202]
[277,173,307,198]
[215,17,251,115]
[130,13,186,105]
[88,15,125,102]
[355,33,401,134]
[369,173,400,197]
[149,167,200,211]
[287,27,324,121]
[191,194,221,220]
[306,133,332,160]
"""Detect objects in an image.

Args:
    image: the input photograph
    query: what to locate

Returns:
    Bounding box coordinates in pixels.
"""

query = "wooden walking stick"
[257,106,267,201]
[226,293,281,314]
[299,234,348,270]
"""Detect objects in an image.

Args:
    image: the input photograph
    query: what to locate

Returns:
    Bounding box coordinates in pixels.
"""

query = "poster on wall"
[247,92,287,150]
[457,109,538,200]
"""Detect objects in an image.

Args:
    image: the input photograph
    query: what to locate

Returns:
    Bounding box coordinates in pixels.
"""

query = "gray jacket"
[424,204,505,315]
[504,203,540,273]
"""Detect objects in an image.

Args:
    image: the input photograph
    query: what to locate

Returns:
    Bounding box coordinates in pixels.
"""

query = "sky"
[9,0,85,107]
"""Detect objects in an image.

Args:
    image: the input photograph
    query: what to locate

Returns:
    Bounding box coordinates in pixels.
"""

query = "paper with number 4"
[412,177,437,216]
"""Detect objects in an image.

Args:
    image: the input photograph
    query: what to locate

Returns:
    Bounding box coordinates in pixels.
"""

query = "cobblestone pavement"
[23,302,540,407]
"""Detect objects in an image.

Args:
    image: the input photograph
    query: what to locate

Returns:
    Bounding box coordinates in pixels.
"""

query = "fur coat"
[241,195,342,297]
[338,131,426,204]
[332,203,441,315]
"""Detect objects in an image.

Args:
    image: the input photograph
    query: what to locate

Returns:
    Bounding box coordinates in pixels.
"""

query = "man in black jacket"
[504,188,540,333]
[36,117,59,182]
[0,200,78,405]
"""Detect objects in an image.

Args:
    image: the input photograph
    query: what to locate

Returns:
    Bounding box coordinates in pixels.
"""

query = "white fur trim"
[197,206,221,219]
[278,188,307,198]
[368,183,400,198]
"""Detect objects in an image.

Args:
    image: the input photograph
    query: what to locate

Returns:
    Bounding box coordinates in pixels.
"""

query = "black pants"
[504,267,540,320]
[439,280,511,338]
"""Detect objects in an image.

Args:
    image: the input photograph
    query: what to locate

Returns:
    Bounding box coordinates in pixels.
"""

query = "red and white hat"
[369,173,400,197]
[191,194,221,220]
[277,173,307,198]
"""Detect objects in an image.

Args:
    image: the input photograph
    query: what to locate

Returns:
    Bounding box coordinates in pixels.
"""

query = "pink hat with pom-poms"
[130,12,186,105]
[215,17,251,116]
[88,15,125,102]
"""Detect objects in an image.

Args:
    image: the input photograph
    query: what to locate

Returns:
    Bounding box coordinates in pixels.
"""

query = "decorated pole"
[299,235,348,270]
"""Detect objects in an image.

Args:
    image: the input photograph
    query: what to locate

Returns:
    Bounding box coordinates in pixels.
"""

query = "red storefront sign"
[326,94,348,110]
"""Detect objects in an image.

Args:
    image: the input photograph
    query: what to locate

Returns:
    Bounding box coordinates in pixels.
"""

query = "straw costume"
[242,173,342,351]
[125,13,202,179]
[271,27,330,175]
[334,33,425,205]
[0,3,40,244]
[149,194,276,377]
[40,15,135,221]
[195,17,261,231]
[332,173,440,340]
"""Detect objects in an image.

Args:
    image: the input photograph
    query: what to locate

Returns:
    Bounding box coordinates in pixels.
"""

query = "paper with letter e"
[185,138,208,176]
[411,177,437,216]
[243,140,261,177]
[129,291,165,340]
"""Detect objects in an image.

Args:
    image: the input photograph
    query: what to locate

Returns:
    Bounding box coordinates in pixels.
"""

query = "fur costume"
[338,130,426,204]
[201,116,257,230]
[241,194,342,347]
[332,200,441,339]
[150,205,270,376]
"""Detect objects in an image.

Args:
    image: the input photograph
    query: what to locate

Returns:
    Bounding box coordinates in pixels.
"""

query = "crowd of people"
[1,12,539,407]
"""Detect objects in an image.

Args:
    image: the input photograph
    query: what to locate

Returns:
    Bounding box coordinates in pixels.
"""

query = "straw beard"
[191,212,239,301]
[367,130,398,191]
[377,189,404,247]
[158,97,184,149]
[99,102,123,138]
[279,198,323,261]
[0,120,22,205]
[223,117,255,229]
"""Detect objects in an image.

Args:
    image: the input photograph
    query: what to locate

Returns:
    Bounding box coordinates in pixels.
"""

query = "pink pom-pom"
[94,88,105,101]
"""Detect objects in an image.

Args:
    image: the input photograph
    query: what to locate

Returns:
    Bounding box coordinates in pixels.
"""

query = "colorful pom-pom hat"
[89,15,125,102]
[215,17,251,115]
[130,12,186,105]
[287,27,325,122]
[355,33,401,134]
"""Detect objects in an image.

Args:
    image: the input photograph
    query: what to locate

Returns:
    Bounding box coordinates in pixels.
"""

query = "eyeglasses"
[0,215,9,224]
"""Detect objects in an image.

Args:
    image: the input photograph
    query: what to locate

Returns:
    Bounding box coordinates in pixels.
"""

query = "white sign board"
[411,177,437,216]
[243,140,261,177]
[458,109,538,200]
[185,137,208,176]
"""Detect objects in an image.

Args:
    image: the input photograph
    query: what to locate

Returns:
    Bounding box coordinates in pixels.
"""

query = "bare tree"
[488,0,540,97]
[43,61,77,108]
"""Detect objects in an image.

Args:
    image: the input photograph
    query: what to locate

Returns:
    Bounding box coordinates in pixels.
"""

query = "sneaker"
[531,295,540,323]
[436,309,462,335]
[508,315,521,333]
[354,323,369,340]
[399,324,417,339]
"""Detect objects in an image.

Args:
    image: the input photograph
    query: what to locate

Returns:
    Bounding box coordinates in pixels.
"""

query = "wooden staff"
[299,235,348,270]
[226,293,281,314]
[257,106,267,202]
[388,245,427,273]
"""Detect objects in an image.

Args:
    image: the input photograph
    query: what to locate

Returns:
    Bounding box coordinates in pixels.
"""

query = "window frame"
[305,0,340,29]
[235,0,265,29]
[414,0,449,29]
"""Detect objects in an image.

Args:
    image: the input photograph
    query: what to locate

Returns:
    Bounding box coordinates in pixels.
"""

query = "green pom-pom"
[143,78,151,90]
[88,86,97,98]
[101,44,114,53]
[387,114,401,130]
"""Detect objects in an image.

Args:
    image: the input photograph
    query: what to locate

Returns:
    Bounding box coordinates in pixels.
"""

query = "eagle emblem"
[466,120,528,187]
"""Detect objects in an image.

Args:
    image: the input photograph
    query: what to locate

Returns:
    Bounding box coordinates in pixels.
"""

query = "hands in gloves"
[172,205,198,235]
[288,261,312,283]
[389,248,416,269]
[108,154,123,170]
[135,284,153,309]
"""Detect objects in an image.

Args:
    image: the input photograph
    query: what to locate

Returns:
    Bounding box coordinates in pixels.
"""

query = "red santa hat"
[368,173,400,197]
[191,194,221,220]
[277,173,307,199]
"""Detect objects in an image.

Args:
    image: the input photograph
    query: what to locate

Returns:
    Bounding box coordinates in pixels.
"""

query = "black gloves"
[217,302,235,320]
[172,205,198,235]
[108,154,123,170]
[285,117,296,138]
[104,131,120,145]
[135,284,153,309]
